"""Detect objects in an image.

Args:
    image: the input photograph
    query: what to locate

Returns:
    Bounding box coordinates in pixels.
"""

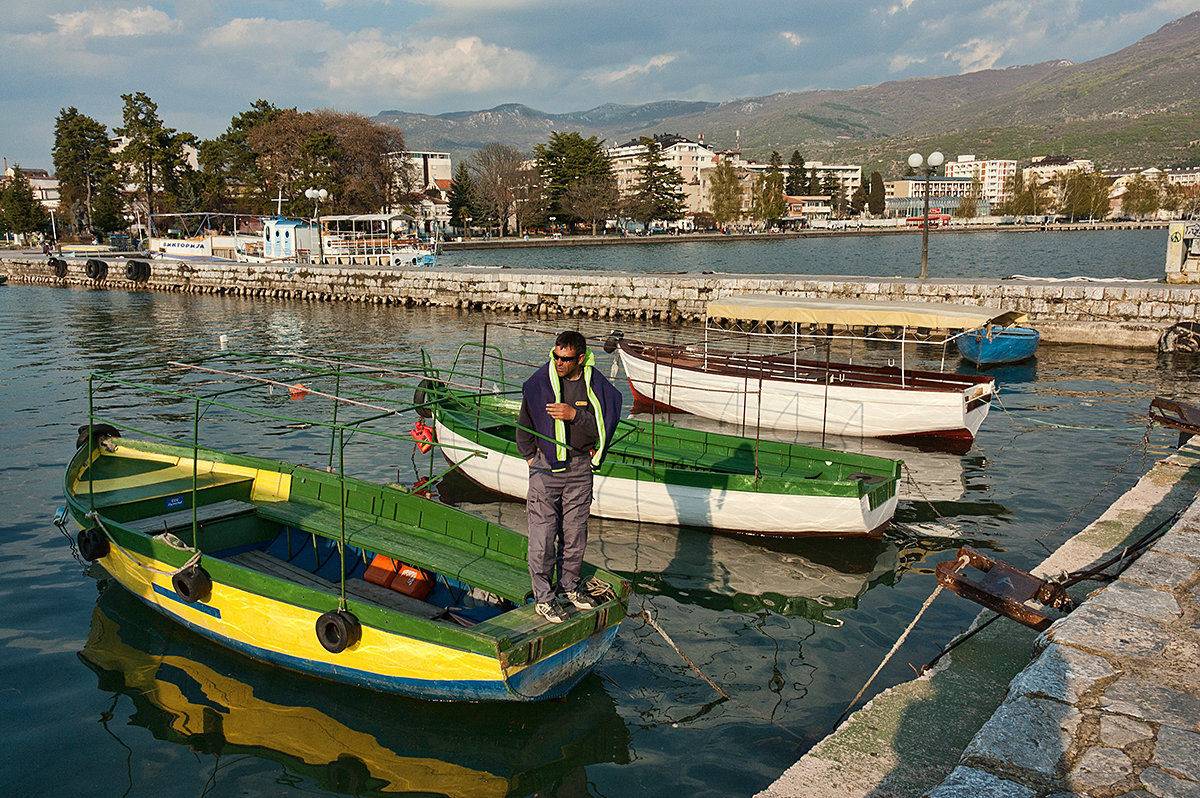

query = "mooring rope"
[632,594,729,699]
[993,393,1150,432]
[835,553,968,726]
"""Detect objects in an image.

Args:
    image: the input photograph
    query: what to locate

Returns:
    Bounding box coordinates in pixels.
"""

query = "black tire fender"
[413,378,442,419]
[138,261,152,282]
[75,423,121,449]
[172,565,213,604]
[316,610,361,653]
[84,259,108,280]
[77,527,109,561]
[49,258,68,278]
[125,260,139,280]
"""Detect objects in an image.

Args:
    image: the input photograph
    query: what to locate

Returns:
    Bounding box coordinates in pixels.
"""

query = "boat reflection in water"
[441,473,900,627]
[79,585,630,798]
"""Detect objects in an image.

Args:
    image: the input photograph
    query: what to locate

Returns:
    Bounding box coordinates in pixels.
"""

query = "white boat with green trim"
[422,381,902,538]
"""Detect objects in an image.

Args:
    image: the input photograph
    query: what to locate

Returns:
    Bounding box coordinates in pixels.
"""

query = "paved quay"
[759,442,1200,798]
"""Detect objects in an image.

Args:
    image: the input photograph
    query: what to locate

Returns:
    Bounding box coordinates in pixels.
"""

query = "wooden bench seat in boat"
[251,500,531,603]
[613,439,821,479]
[85,471,255,510]
[122,499,258,533]
[228,549,446,621]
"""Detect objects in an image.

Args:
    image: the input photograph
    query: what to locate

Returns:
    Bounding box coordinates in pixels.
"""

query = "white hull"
[618,347,992,440]
[434,422,897,535]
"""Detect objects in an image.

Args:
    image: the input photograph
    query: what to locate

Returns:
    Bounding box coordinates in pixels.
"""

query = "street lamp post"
[549,216,555,236]
[908,151,944,279]
[304,188,328,264]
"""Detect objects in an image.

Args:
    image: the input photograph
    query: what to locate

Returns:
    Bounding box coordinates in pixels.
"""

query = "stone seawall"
[4,254,1199,350]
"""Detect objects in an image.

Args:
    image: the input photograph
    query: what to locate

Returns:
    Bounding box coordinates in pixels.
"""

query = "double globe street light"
[304,188,328,264]
[908,150,944,279]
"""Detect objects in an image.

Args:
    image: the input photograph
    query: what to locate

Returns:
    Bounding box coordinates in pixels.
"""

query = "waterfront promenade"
[1,252,1196,350]
[760,440,1200,797]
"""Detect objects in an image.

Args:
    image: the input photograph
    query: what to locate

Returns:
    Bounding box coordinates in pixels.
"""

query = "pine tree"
[867,172,886,216]
[447,163,476,233]
[53,107,120,236]
[0,167,50,239]
[629,137,686,229]
[786,151,805,195]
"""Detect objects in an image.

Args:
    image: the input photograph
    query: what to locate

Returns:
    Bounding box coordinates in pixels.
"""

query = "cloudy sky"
[2,0,1195,168]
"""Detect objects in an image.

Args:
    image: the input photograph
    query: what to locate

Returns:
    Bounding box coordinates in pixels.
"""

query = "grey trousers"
[527,450,594,603]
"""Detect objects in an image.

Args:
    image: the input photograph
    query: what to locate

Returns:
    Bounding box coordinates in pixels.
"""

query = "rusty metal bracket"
[1149,397,1200,447]
[935,546,1077,631]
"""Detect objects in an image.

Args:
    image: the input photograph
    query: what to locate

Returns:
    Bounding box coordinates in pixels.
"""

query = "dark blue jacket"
[519,349,623,472]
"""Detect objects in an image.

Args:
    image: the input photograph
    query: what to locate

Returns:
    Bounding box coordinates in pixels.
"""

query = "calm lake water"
[2,228,1196,797]
[441,227,1167,280]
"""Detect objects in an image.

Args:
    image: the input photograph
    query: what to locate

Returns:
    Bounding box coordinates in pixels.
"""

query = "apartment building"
[607,134,718,198]
[945,155,1016,207]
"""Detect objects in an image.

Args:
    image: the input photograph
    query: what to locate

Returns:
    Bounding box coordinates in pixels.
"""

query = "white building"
[945,155,1016,207]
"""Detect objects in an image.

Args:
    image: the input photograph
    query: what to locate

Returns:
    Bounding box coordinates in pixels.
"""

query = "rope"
[632,594,729,699]
[993,393,1149,432]
[835,553,967,725]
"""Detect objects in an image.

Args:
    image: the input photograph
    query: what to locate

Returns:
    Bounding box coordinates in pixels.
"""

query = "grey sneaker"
[565,589,601,610]
[535,601,567,624]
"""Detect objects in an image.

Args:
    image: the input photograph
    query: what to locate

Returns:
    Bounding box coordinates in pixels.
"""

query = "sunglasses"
[553,352,581,363]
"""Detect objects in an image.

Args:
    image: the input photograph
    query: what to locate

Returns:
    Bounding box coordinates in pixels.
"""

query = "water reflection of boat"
[438,472,900,626]
[634,413,967,503]
[80,586,630,797]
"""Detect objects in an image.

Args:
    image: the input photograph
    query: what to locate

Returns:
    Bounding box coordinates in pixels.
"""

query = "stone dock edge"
[758,442,1200,797]
[3,253,1200,350]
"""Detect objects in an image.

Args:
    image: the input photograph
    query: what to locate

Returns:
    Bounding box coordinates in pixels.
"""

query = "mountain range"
[376,11,1200,176]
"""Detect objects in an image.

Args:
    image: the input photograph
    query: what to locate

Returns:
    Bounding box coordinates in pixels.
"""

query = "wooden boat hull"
[65,437,627,702]
[618,340,993,441]
[430,391,900,537]
[956,325,1040,367]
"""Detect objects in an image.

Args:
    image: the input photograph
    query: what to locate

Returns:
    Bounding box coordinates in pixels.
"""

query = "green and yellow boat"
[63,354,629,702]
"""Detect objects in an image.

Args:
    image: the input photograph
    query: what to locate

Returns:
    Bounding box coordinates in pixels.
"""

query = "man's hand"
[545,402,576,421]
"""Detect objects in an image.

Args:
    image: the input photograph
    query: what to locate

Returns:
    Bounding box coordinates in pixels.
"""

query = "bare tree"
[560,174,618,235]
[468,143,525,236]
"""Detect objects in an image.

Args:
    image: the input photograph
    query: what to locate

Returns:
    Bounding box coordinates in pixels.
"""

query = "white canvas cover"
[706,294,1027,331]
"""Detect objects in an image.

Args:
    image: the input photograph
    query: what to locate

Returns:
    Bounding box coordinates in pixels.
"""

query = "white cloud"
[781,31,804,47]
[588,54,676,86]
[944,37,1008,72]
[323,35,542,98]
[888,0,917,15]
[50,5,177,38]
[889,54,926,72]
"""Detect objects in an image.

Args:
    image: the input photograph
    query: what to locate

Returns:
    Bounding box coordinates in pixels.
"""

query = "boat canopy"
[706,294,1027,331]
[320,213,416,224]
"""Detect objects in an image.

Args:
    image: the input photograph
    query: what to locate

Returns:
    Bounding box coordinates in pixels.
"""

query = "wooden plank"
[227,550,445,620]
[124,499,257,533]
[91,473,254,508]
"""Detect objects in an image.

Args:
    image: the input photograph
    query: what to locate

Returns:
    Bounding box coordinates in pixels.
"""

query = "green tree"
[786,151,805,195]
[1002,172,1051,217]
[115,92,196,233]
[197,99,283,213]
[848,185,868,216]
[0,167,50,239]
[1122,174,1160,218]
[807,165,820,195]
[53,107,121,236]
[751,171,786,224]
[867,171,886,216]
[1057,171,1111,220]
[533,132,614,226]
[447,163,476,233]
[628,137,686,229]
[820,172,844,216]
[708,159,742,227]
[768,151,783,173]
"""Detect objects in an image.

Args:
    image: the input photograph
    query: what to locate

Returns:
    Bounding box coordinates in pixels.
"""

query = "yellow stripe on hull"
[99,540,506,686]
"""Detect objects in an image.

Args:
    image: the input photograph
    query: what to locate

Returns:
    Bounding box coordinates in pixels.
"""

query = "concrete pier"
[2,253,1199,350]
[758,443,1200,797]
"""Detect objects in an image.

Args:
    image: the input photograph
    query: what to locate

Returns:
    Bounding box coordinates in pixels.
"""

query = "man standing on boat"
[517,331,623,624]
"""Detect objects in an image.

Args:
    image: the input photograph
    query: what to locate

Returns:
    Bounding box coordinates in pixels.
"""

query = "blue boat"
[956,325,1040,367]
